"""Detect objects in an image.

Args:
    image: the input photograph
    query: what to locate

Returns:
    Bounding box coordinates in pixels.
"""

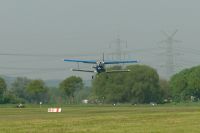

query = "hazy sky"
[0,0,200,80]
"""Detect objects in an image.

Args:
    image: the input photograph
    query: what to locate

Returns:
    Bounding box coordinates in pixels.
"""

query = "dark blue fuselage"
[95,61,105,73]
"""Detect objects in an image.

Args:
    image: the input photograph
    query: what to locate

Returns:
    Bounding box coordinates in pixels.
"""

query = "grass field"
[0,104,200,133]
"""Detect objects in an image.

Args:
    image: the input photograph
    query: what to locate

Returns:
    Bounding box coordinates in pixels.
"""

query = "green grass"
[0,105,200,133]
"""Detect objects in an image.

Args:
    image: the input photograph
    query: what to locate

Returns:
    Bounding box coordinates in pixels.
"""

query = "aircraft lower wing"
[64,59,96,64]
[104,60,138,64]
[71,68,95,73]
[106,69,131,73]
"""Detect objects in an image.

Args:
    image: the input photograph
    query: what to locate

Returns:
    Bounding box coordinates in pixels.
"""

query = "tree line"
[1,64,200,104]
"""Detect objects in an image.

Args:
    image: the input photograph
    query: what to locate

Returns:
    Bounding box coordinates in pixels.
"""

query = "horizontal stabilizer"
[71,68,95,73]
[106,69,131,73]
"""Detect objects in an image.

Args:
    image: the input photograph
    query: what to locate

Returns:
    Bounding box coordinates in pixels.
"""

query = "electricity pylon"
[109,36,128,61]
[160,29,181,79]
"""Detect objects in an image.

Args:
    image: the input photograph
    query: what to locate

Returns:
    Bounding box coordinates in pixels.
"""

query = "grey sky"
[0,0,200,80]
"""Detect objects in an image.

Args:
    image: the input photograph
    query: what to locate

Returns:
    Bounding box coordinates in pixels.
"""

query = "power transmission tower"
[109,36,128,61]
[160,29,181,79]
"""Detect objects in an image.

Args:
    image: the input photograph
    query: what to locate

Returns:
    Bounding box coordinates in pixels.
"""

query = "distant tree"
[26,79,48,103]
[48,87,63,104]
[3,91,20,104]
[187,67,200,99]
[59,76,83,104]
[11,77,31,102]
[159,79,171,102]
[125,65,161,103]
[170,69,189,102]
[75,86,91,103]
[92,65,127,103]
[92,65,162,104]
[0,77,7,103]
[92,73,108,103]
[170,66,200,102]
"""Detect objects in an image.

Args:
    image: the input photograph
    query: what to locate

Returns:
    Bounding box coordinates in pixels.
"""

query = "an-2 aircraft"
[64,54,138,77]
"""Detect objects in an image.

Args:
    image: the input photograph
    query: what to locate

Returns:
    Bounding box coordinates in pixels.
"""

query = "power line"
[0,66,67,71]
[0,52,100,58]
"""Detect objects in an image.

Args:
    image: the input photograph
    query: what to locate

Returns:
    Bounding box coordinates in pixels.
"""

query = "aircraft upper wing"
[104,60,138,64]
[64,59,96,64]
